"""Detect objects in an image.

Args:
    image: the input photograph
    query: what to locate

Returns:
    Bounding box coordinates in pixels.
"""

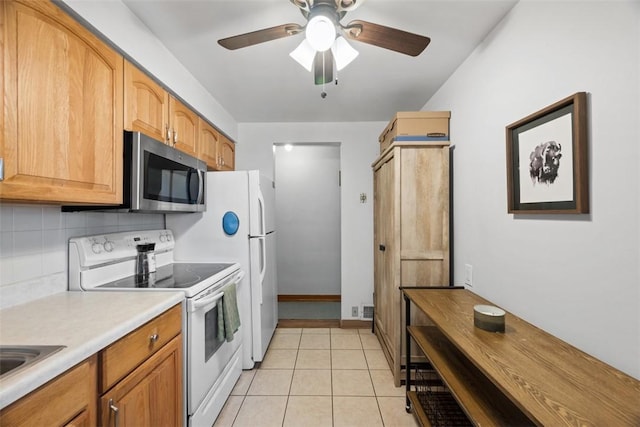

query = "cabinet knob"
[149,333,160,344]
[379,244,386,252]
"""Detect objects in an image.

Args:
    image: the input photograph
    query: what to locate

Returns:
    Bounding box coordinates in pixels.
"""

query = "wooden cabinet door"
[169,96,198,157]
[0,356,97,427]
[100,335,183,427]
[1,0,123,204]
[373,155,395,348]
[124,60,169,144]
[64,409,92,427]
[198,117,220,170]
[218,134,236,171]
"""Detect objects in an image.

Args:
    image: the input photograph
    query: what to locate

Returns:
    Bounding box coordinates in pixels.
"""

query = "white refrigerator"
[167,170,277,369]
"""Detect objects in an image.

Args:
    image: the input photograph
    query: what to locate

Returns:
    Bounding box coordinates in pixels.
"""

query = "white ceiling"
[122,0,517,123]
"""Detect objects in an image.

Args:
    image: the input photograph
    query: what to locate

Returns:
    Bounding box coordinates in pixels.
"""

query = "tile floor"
[213,327,419,427]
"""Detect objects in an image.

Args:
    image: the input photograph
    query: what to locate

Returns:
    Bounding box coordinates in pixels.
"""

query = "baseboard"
[340,320,373,329]
[277,319,373,329]
[277,319,341,328]
[278,294,341,302]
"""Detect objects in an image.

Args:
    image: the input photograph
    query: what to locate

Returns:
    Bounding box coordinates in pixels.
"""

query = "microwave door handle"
[186,169,202,204]
[197,169,205,204]
[186,169,194,203]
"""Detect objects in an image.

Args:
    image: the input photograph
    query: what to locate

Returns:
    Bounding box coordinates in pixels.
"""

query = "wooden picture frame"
[506,92,589,214]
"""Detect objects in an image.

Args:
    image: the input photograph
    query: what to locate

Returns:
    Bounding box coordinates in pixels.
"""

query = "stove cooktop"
[97,263,237,290]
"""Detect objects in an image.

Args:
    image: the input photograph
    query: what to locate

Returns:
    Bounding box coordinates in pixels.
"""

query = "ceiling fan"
[218,0,430,91]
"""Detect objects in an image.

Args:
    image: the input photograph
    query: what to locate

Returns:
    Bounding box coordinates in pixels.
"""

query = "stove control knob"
[159,234,167,243]
[166,233,172,242]
[103,241,114,252]
[91,243,103,254]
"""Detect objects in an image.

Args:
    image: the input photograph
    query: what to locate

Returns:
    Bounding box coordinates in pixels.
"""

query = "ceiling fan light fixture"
[331,36,359,71]
[306,14,336,52]
[290,39,316,72]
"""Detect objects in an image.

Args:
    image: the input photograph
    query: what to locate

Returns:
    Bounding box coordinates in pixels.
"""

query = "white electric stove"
[68,229,243,427]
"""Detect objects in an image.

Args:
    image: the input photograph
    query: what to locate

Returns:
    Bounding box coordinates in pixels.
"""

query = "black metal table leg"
[404,292,412,412]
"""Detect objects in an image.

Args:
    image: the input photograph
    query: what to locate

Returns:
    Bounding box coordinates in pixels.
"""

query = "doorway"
[274,143,341,320]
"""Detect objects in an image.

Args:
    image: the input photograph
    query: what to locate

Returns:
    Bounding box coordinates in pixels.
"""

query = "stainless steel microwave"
[64,131,206,213]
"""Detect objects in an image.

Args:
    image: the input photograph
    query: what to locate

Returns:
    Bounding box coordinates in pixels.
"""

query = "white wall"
[59,0,238,139]
[423,0,640,378]
[237,122,384,319]
[275,144,341,295]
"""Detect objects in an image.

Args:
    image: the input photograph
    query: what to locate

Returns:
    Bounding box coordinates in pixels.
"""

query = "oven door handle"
[190,291,225,312]
[188,270,245,313]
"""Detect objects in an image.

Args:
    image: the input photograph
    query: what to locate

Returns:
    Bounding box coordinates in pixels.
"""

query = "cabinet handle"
[166,125,172,144]
[379,244,386,252]
[109,399,120,427]
[0,158,3,181]
[173,130,178,145]
[150,333,160,343]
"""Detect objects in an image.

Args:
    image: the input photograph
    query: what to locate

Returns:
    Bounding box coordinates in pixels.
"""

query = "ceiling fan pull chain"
[321,51,327,98]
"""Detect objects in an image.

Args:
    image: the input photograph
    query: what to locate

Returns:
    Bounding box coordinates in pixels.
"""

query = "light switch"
[464,264,473,287]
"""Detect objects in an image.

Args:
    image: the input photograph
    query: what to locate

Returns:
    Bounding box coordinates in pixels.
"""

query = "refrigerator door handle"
[258,236,266,304]
[257,188,266,236]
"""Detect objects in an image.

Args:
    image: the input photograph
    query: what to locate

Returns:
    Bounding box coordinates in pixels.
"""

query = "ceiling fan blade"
[342,20,430,57]
[313,50,334,85]
[218,23,304,50]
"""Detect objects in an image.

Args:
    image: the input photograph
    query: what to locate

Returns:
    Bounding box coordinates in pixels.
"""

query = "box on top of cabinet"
[379,111,450,153]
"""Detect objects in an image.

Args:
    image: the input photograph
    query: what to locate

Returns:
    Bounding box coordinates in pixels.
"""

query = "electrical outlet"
[351,306,359,317]
[464,264,473,287]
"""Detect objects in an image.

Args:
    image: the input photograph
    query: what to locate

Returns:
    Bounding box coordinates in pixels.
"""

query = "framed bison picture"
[506,92,589,214]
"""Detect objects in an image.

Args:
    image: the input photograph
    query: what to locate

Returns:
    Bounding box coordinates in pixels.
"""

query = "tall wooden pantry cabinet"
[372,111,451,386]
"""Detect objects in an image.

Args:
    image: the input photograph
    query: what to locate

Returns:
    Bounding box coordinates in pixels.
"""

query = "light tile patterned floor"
[213,327,419,427]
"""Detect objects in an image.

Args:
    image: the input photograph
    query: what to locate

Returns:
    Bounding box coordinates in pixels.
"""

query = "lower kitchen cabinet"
[99,335,183,427]
[0,304,182,427]
[0,356,97,427]
[99,303,183,427]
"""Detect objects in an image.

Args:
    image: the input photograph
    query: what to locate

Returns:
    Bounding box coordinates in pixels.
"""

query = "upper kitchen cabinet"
[218,133,235,171]
[124,61,198,158]
[198,118,235,171]
[198,117,220,170]
[169,96,198,158]
[0,0,124,204]
[124,60,169,143]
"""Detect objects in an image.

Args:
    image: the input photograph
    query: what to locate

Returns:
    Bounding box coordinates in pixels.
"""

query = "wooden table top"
[403,288,640,426]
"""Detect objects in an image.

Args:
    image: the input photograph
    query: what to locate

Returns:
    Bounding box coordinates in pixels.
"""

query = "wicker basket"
[415,368,472,427]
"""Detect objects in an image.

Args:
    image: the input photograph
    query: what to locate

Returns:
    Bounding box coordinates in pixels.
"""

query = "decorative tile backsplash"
[0,204,164,309]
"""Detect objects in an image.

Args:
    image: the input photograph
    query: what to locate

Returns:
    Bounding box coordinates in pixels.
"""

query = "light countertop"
[0,291,184,409]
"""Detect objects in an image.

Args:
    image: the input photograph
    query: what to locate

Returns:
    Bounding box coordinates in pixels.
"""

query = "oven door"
[186,272,243,415]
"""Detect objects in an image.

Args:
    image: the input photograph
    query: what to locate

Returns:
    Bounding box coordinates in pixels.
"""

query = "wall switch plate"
[464,264,473,287]
[352,306,359,317]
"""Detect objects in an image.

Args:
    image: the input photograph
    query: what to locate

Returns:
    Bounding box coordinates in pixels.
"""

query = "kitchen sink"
[0,345,65,380]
